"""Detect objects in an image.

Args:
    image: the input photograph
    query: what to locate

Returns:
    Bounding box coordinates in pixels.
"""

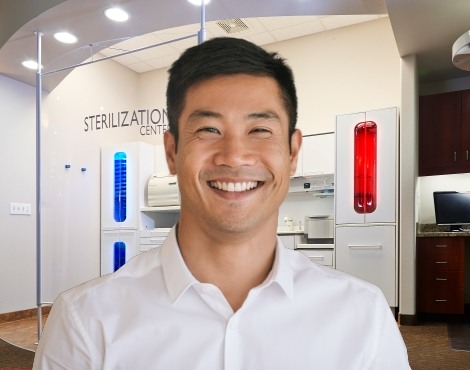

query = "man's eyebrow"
[187,110,222,121]
[247,111,281,121]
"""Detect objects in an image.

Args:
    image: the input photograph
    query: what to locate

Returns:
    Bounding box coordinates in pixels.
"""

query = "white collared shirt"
[34,226,410,370]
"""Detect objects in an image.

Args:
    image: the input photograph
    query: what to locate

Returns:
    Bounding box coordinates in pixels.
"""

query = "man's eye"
[196,127,220,138]
[250,127,272,137]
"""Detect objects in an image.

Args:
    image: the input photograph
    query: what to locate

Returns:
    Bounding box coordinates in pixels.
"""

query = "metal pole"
[198,0,206,44]
[31,6,205,342]
[35,30,43,342]
[42,34,197,76]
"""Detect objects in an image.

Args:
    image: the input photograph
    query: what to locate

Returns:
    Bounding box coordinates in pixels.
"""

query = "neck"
[176,218,278,311]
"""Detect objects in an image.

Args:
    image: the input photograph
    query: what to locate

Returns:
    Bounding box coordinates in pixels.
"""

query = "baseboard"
[0,306,51,324]
[399,313,418,326]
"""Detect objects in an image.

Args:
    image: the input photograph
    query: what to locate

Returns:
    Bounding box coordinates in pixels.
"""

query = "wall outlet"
[10,202,32,215]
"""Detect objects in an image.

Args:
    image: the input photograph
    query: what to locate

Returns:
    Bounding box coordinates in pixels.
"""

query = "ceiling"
[98,14,387,75]
[1,0,470,92]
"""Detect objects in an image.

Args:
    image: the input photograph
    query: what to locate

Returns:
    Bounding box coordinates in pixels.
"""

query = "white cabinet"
[335,225,396,307]
[293,146,304,177]
[302,133,335,176]
[297,249,334,267]
[154,144,171,176]
[278,234,303,249]
[139,228,171,252]
[101,142,155,276]
[293,133,334,177]
[101,142,155,229]
[335,108,397,224]
[101,229,139,275]
[334,107,398,308]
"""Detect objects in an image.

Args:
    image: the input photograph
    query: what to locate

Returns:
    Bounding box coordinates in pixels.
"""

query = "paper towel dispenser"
[147,174,180,207]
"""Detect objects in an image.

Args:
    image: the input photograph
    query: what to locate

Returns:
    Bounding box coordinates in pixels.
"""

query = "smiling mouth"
[209,181,260,192]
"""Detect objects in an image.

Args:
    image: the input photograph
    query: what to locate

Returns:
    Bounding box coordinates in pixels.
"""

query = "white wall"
[265,17,400,134]
[0,17,401,313]
[0,75,37,313]
[40,57,167,303]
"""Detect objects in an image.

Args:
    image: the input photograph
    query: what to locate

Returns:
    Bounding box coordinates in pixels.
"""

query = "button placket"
[224,315,242,370]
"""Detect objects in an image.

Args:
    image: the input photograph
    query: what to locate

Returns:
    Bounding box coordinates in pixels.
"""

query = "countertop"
[277,228,304,235]
[417,223,470,237]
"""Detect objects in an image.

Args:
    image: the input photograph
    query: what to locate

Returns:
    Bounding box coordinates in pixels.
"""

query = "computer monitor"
[433,191,470,231]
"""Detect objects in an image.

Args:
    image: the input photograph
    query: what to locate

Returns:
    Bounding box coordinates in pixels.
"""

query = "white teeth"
[210,181,259,192]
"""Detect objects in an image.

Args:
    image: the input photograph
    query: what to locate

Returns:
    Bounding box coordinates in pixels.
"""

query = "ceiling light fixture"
[187,0,211,5]
[452,31,470,71]
[21,60,40,70]
[53,32,78,44]
[104,7,130,22]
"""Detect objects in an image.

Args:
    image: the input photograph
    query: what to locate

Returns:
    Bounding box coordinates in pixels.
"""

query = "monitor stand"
[449,224,463,232]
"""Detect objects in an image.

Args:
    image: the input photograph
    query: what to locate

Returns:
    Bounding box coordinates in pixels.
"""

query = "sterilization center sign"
[83,108,168,136]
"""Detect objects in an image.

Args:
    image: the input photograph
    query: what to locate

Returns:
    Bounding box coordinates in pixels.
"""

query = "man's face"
[164,74,301,236]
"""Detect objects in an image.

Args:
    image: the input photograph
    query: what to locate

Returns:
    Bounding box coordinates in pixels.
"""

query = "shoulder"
[59,246,163,306]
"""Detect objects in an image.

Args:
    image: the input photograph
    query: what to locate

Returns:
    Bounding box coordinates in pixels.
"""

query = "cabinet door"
[293,144,304,177]
[335,112,365,224]
[278,235,295,249]
[419,91,462,176]
[417,237,464,314]
[302,133,335,176]
[460,90,470,166]
[298,249,334,267]
[364,108,397,223]
[335,108,396,224]
[101,229,139,276]
[335,225,396,307]
[101,142,155,229]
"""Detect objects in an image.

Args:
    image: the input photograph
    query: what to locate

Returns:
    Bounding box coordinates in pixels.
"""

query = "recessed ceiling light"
[53,32,78,44]
[104,7,129,22]
[187,0,211,5]
[21,60,39,70]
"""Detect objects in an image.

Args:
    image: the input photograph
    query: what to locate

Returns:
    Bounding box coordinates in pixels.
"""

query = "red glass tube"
[354,121,377,214]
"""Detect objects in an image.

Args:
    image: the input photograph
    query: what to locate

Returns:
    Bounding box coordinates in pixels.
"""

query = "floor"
[2,315,470,369]
[0,315,46,352]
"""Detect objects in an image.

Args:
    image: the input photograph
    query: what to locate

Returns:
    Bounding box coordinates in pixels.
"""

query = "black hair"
[166,37,298,148]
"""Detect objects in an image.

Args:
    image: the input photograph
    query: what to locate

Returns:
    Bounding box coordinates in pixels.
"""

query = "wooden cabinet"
[417,237,464,314]
[419,90,470,176]
[460,90,470,163]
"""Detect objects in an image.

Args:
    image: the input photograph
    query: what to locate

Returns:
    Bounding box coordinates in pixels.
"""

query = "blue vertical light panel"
[113,152,127,222]
[113,241,126,271]
[113,152,127,271]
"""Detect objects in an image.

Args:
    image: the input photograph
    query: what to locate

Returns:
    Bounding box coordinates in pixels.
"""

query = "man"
[34,37,410,369]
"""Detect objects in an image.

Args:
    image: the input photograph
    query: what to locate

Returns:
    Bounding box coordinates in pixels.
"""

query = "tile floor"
[0,315,46,351]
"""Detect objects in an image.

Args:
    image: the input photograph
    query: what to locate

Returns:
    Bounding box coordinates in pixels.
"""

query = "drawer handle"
[435,299,448,302]
[348,244,382,250]
[310,256,325,261]
[435,244,447,248]
[435,278,448,281]
[435,261,448,264]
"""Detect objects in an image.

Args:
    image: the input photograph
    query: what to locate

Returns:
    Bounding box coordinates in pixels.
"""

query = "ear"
[289,129,302,177]
[164,130,177,175]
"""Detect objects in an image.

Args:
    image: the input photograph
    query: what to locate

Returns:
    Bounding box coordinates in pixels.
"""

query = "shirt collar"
[265,237,295,300]
[161,225,198,304]
[161,226,295,304]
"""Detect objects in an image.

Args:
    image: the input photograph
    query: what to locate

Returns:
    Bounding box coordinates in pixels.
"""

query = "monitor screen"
[433,191,470,231]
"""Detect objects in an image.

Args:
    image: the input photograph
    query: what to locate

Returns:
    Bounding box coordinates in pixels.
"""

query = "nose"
[213,132,257,168]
